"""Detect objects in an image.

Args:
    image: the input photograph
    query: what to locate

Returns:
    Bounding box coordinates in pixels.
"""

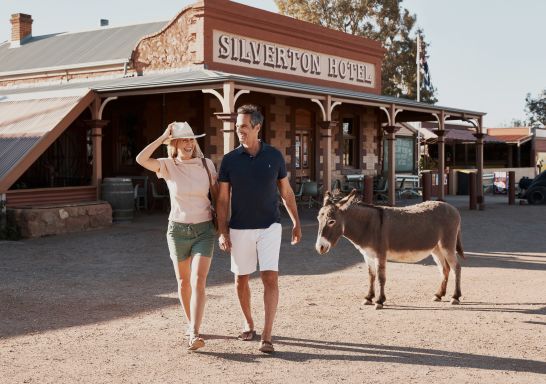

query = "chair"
[399,175,421,199]
[373,177,388,202]
[344,175,364,195]
[395,177,407,198]
[150,181,170,211]
[134,184,146,211]
[295,181,320,208]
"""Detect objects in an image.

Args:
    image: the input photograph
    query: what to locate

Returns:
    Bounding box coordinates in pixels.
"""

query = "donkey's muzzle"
[315,238,331,254]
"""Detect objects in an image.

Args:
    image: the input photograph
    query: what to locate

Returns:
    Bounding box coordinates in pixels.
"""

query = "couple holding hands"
[136,104,301,353]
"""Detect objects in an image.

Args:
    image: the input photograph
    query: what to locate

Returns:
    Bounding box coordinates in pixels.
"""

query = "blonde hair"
[167,139,204,159]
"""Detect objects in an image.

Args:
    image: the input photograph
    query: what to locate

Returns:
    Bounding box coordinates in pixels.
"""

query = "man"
[217,104,302,354]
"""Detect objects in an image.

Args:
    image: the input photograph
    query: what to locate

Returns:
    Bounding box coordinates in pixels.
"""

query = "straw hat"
[163,122,205,144]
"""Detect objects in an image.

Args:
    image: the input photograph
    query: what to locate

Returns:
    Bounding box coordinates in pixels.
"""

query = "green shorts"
[166,220,215,261]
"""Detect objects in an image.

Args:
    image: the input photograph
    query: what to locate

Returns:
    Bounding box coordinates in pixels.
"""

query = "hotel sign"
[212,30,375,88]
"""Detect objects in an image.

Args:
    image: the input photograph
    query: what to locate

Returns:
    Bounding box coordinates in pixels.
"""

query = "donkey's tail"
[456,228,465,259]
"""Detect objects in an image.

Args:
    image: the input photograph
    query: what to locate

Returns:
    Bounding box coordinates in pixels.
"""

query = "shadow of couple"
[196,334,546,374]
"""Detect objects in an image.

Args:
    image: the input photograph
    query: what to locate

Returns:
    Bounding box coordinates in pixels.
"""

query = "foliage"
[419,154,437,171]
[525,89,546,127]
[274,0,437,103]
[509,118,526,127]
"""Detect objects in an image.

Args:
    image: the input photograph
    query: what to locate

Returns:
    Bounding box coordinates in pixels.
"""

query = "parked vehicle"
[519,171,546,204]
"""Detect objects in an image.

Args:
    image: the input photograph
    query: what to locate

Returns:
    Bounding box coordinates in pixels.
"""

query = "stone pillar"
[215,112,237,154]
[473,132,485,209]
[384,125,399,206]
[85,120,109,197]
[436,129,446,201]
[319,121,336,193]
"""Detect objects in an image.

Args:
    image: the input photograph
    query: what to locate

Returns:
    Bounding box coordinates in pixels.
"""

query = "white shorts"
[230,223,282,275]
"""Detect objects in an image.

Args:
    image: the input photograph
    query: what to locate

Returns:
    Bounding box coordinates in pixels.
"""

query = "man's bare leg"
[235,274,255,336]
[260,270,278,343]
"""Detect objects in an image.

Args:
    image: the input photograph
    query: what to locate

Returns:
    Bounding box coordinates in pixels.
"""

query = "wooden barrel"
[101,178,134,222]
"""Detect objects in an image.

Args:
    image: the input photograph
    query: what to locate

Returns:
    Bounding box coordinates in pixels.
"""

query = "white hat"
[163,122,205,144]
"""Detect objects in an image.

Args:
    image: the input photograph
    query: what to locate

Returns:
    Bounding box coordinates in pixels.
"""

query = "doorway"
[293,109,315,186]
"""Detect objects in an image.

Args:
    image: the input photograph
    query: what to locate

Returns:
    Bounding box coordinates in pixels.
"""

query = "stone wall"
[331,106,379,183]
[269,96,292,170]
[362,107,380,174]
[8,202,112,238]
[205,95,224,168]
[132,5,204,74]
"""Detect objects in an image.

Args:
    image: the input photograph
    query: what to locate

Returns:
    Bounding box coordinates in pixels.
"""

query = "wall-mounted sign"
[213,30,375,88]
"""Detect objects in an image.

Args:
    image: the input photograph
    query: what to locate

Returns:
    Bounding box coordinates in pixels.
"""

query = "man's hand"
[218,232,232,252]
[277,177,302,245]
[291,224,302,245]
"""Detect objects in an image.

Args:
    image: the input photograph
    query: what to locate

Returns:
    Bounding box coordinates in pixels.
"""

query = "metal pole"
[416,34,420,103]
[416,126,421,187]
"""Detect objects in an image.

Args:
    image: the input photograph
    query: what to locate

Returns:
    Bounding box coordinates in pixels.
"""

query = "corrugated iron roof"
[90,71,486,117]
[1,69,486,118]
[422,121,499,142]
[441,128,502,143]
[402,123,438,141]
[0,89,93,191]
[489,134,533,144]
[0,22,165,75]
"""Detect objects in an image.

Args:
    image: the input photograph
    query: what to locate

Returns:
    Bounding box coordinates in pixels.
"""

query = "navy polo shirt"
[218,142,287,229]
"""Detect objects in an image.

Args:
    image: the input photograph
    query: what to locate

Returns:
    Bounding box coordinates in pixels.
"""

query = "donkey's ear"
[323,191,334,206]
[337,189,358,210]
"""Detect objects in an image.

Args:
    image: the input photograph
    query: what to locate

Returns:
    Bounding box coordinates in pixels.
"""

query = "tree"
[525,89,546,127]
[275,0,437,103]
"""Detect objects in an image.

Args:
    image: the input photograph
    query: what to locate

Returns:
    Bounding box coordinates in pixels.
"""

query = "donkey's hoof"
[364,299,373,305]
[450,298,460,305]
[375,303,383,310]
[433,295,442,302]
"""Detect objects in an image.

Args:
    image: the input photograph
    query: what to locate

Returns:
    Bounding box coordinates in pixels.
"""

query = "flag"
[421,56,431,88]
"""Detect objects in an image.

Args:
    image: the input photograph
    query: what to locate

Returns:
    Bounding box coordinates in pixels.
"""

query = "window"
[342,117,357,167]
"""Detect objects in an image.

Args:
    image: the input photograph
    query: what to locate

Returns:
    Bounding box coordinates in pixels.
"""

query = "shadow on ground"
[199,336,546,374]
[1,195,545,339]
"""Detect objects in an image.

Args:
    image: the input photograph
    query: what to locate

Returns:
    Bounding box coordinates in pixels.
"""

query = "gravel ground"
[1,195,545,383]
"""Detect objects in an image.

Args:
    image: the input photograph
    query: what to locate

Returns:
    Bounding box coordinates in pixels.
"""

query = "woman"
[136,121,217,351]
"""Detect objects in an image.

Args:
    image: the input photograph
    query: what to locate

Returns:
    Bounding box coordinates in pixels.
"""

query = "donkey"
[315,190,465,309]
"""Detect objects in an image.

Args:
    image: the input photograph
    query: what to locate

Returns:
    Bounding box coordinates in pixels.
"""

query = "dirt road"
[1,196,545,383]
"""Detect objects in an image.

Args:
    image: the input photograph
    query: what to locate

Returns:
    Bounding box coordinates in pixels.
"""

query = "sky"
[1,0,545,128]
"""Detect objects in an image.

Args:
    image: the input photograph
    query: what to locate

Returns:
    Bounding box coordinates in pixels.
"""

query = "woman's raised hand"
[160,125,172,142]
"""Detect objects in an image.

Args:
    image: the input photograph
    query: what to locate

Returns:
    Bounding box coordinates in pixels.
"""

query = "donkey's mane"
[356,201,383,209]
[325,195,385,212]
[353,199,385,212]
[344,198,385,227]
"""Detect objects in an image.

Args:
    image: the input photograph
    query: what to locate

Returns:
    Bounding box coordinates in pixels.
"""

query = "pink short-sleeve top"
[156,157,217,224]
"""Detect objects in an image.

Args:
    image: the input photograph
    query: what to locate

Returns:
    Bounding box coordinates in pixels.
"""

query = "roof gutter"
[0,59,130,79]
